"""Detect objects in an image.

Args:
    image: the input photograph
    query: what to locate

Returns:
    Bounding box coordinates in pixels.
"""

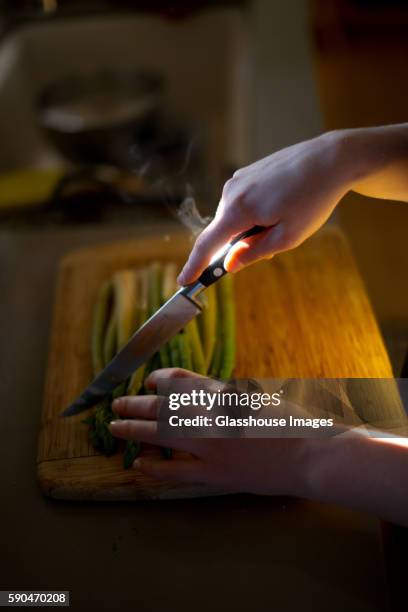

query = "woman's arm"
[303,432,408,526]
[346,123,408,202]
[178,123,408,285]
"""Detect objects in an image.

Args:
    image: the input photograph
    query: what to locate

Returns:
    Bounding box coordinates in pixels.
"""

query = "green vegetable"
[148,261,169,370]
[148,262,162,312]
[113,381,128,399]
[218,275,236,379]
[103,306,117,367]
[113,269,138,349]
[199,284,217,372]
[209,335,222,378]
[185,318,206,375]
[125,269,152,463]
[128,269,149,395]
[168,336,180,368]
[162,262,178,301]
[177,331,192,370]
[91,280,112,375]
[123,440,142,469]
[162,263,182,369]
[88,398,117,456]
[159,343,170,368]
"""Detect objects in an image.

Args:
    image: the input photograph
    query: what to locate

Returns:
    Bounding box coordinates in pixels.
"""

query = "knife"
[62,225,266,417]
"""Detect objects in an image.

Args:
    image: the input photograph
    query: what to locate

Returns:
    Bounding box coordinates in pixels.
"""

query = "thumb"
[224,223,290,273]
[177,215,242,285]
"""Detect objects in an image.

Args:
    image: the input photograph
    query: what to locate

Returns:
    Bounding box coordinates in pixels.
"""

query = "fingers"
[177,214,242,285]
[134,456,209,483]
[112,395,160,420]
[224,223,297,272]
[109,418,160,444]
[109,416,196,453]
[223,236,259,273]
[145,367,203,392]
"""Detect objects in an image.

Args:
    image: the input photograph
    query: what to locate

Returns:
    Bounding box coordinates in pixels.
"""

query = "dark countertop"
[0,222,388,612]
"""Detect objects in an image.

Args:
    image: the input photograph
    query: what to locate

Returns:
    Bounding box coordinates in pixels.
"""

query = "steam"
[170,134,213,237]
[176,185,212,237]
[177,138,195,177]
[128,130,214,237]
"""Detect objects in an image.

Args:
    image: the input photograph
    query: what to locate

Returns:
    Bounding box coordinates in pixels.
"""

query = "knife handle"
[196,225,267,288]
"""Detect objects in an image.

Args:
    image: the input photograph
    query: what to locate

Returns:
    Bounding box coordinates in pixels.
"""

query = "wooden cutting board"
[37,225,401,500]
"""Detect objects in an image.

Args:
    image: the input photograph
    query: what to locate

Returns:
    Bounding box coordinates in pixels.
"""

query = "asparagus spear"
[148,262,170,369]
[162,261,205,375]
[103,305,117,367]
[218,275,236,379]
[123,268,151,468]
[185,318,206,375]
[149,262,161,314]
[159,262,181,460]
[162,263,181,370]
[128,268,149,395]
[167,336,179,367]
[162,262,178,302]
[199,284,217,372]
[123,440,142,469]
[113,269,138,349]
[165,258,205,375]
[85,397,117,456]
[178,331,193,370]
[209,335,222,378]
[113,381,128,399]
[150,352,162,372]
[91,280,113,376]
[93,273,136,458]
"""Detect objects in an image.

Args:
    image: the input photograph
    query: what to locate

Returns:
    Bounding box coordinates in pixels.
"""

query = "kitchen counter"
[0,222,388,612]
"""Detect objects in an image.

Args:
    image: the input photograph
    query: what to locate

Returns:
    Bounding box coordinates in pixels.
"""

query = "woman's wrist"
[292,433,369,501]
[292,432,408,525]
[296,435,344,500]
[280,437,329,499]
[323,124,408,195]
[320,128,381,191]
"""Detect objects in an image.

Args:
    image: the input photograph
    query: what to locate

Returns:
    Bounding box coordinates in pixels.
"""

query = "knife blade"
[62,289,201,416]
[62,224,267,417]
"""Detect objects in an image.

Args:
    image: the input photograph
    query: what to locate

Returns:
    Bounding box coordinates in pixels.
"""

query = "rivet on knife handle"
[196,225,267,288]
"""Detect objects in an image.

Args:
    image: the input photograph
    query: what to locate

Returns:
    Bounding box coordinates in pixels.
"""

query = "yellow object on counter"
[0,168,63,211]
